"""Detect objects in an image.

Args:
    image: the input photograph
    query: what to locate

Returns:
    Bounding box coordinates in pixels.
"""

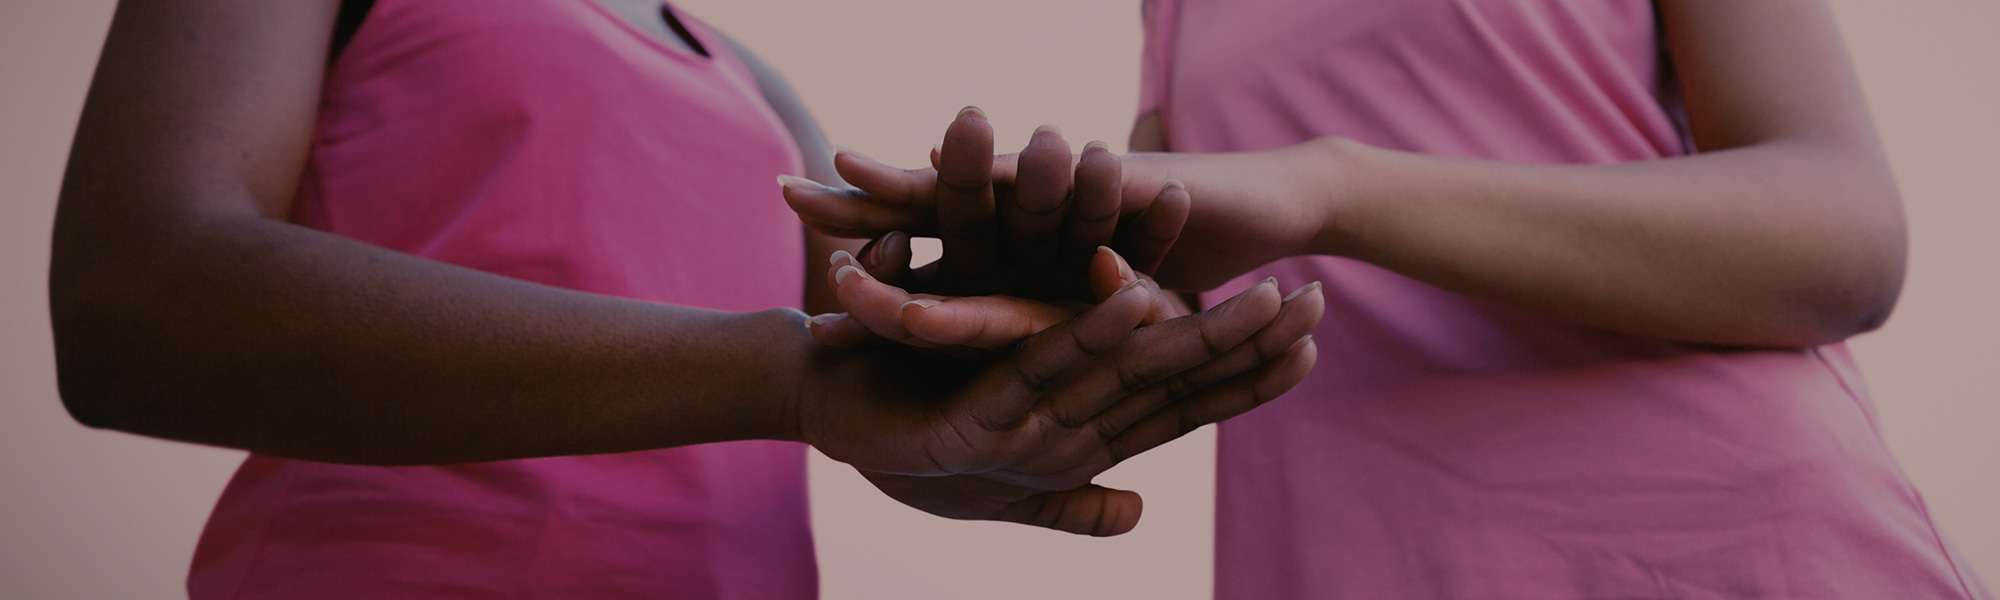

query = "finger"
[1089,282,1324,435]
[1063,142,1123,271]
[1036,278,1284,429]
[902,295,1079,350]
[780,174,938,238]
[832,146,936,206]
[934,148,1025,184]
[828,251,928,346]
[1003,125,1074,270]
[806,313,879,347]
[996,484,1144,537]
[957,280,1156,430]
[936,106,1000,284]
[1113,180,1190,275]
[1089,246,1179,324]
[1107,335,1317,463]
[857,231,914,286]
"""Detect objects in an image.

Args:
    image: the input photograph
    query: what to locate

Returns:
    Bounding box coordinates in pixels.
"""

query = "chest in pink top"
[188,1,816,598]
[1140,0,1992,598]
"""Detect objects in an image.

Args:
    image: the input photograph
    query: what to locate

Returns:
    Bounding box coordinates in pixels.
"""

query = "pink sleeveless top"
[187,1,816,598]
[1140,1,1993,598]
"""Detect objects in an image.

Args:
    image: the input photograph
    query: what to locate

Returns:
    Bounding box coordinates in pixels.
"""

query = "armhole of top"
[659,3,712,58]
[329,0,377,65]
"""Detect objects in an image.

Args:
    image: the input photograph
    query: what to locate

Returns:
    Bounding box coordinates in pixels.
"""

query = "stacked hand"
[784,108,1331,293]
[781,108,1325,535]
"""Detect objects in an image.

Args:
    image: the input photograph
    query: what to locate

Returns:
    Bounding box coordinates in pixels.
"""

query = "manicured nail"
[834,265,866,284]
[900,299,942,315]
[958,105,987,120]
[829,249,855,267]
[806,313,845,329]
[1285,281,1322,302]
[1098,245,1135,282]
[777,174,827,190]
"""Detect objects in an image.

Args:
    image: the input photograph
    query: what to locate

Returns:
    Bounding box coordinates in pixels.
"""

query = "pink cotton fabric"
[187,1,816,598]
[1139,1,1994,598]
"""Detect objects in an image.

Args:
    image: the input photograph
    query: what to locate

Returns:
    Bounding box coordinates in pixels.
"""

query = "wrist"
[1296,136,1375,257]
[735,308,817,444]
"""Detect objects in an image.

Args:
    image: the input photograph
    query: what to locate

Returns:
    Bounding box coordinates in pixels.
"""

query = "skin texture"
[784,0,1906,349]
[48,0,1319,534]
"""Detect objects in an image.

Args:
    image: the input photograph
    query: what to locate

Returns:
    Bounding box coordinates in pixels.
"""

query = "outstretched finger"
[935,106,1001,285]
[1089,282,1324,435]
[1107,336,1317,463]
[902,295,1078,350]
[996,483,1144,537]
[780,174,936,239]
[1112,180,1190,275]
[1064,142,1123,271]
[833,146,937,207]
[1034,278,1284,429]
[956,280,1157,430]
[1002,125,1074,271]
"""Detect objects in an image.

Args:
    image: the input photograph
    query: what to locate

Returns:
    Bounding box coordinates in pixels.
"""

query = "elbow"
[50,289,142,433]
[1776,209,1908,347]
[48,254,169,434]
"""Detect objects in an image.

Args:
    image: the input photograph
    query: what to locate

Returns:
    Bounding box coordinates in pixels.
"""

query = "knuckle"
[1011,360,1055,393]
[1163,373,1202,401]
[1114,363,1156,394]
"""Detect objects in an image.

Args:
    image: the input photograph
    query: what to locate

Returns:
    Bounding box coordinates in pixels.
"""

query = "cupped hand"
[790,275,1324,535]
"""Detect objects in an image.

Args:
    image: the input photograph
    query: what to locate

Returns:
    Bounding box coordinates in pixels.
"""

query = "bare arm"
[795,0,1902,348]
[48,0,814,465]
[1131,0,1904,348]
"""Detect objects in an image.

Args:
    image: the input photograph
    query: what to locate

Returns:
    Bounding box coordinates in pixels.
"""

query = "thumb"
[997,484,1144,537]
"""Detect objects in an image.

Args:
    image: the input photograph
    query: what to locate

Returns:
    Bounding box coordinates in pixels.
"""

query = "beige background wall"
[2,1,1993,598]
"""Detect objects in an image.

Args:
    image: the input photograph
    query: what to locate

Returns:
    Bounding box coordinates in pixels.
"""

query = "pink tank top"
[187,1,816,598]
[1139,1,1992,598]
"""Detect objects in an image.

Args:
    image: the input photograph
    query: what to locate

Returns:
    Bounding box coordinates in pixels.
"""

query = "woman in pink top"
[50,0,1327,597]
[790,0,1993,597]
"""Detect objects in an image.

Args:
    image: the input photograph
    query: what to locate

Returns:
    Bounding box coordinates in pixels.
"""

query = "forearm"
[1122,137,1904,347]
[51,214,807,465]
[1322,138,1902,347]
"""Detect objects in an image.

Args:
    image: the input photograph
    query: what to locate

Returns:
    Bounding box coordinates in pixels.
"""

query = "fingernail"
[834,265,866,284]
[1261,277,1279,291]
[1163,179,1186,191]
[958,105,987,120]
[862,238,884,266]
[1285,281,1322,302]
[829,249,855,267]
[1292,334,1314,350]
[806,313,845,329]
[932,143,944,155]
[1119,278,1148,293]
[1099,245,1135,281]
[777,174,826,190]
[900,299,942,315]
[1033,124,1062,137]
[1083,140,1111,154]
